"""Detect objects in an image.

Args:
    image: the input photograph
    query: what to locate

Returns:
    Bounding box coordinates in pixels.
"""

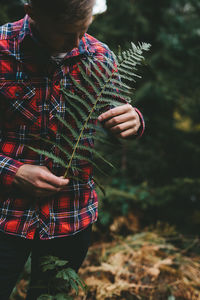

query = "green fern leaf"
[28,42,150,190]
[93,177,106,196]
[81,59,104,88]
[88,57,109,82]
[77,64,100,95]
[76,144,115,169]
[28,134,71,160]
[69,74,96,105]
[27,147,67,168]
[60,86,93,116]
[55,114,80,139]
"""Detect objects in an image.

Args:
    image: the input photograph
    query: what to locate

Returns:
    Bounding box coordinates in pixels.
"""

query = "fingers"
[98,104,141,138]
[109,120,139,134]
[98,104,132,122]
[33,169,69,197]
[14,165,70,199]
[117,128,138,139]
[102,112,136,129]
[39,171,69,189]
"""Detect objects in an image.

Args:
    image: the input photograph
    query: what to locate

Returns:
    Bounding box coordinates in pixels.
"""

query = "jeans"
[0,224,92,300]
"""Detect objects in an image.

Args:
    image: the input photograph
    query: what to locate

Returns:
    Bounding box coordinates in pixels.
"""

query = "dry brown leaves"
[74,232,200,300]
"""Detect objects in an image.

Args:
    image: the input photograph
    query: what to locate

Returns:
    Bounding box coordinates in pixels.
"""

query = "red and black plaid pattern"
[0,15,145,240]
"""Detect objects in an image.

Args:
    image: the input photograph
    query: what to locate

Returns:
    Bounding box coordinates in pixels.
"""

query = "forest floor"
[11,221,200,300]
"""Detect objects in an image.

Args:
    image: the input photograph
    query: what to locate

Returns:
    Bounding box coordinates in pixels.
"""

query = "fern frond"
[27,147,67,168]
[110,78,132,90]
[97,59,114,78]
[77,64,100,95]
[76,144,115,169]
[101,90,131,102]
[59,133,74,149]
[95,99,129,108]
[101,53,117,72]
[118,73,137,82]
[28,134,71,160]
[72,154,109,176]
[55,114,80,139]
[84,134,112,146]
[118,64,137,73]
[84,123,104,132]
[88,57,109,82]
[60,87,92,117]
[69,75,96,105]
[103,82,131,96]
[28,41,150,191]
[93,177,106,196]
[81,59,104,88]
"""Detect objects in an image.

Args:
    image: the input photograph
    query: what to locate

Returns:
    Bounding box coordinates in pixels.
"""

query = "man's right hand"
[13,164,69,199]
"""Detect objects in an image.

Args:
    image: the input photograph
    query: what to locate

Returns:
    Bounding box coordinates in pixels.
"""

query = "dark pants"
[0,225,92,300]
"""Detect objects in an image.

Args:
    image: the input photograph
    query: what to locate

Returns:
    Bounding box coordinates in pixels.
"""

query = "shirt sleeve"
[0,154,24,189]
[134,107,145,138]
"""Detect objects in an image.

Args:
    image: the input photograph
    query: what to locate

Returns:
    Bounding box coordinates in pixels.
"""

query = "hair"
[28,0,95,22]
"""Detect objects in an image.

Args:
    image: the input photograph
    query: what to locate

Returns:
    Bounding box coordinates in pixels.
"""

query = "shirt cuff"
[134,107,145,138]
[0,155,24,189]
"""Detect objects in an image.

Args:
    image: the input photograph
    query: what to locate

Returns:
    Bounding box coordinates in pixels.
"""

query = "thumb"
[59,175,70,182]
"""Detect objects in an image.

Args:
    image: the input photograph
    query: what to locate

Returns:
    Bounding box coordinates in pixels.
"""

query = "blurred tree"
[0,0,24,25]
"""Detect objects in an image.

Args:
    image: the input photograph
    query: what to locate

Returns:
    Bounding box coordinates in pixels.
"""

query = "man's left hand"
[98,104,140,139]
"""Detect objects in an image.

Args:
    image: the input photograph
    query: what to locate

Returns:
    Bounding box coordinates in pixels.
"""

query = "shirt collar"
[18,14,33,44]
[18,14,95,59]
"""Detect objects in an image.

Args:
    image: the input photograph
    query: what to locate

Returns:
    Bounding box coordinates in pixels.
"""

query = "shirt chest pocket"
[0,81,38,126]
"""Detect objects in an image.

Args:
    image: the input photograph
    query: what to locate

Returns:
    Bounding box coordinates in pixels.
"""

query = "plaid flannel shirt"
[0,15,145,240]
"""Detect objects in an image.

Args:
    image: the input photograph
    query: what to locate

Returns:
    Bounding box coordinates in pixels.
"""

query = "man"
[0,0,145,299]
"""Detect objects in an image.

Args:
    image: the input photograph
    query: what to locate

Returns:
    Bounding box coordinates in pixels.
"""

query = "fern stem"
[63,64,118,178]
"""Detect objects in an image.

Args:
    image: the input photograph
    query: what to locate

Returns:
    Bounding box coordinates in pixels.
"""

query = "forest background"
[0,0,200,299]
